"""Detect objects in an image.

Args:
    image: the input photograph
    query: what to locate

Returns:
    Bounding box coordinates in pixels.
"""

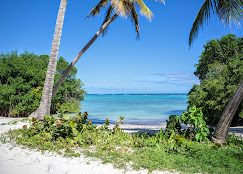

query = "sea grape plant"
[166,106,213,142]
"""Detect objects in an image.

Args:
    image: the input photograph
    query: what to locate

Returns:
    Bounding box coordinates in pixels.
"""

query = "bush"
[188,34,243,126]
[165,106,213,142]
[0,51,86,116]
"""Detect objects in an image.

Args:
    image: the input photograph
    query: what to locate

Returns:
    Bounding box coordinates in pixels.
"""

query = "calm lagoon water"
[81,94,188,125]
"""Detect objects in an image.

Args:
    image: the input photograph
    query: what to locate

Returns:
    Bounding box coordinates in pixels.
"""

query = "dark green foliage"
[165,106,213,142]
[56,102,81,119]
[165,115,182,134]
[0,51,86,116]
[180,106,213,142]
[188,34,243,125]
[51,56,86,114]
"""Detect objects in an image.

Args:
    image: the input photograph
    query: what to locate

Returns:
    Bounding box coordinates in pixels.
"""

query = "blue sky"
[0,0,241,94]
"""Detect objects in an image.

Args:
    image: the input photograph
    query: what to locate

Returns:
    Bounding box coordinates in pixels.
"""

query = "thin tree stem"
[52,13,118,96]
[29,13,118,119]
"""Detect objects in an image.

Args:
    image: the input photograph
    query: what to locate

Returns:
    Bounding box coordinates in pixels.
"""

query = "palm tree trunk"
[212,81,243,144]
[29,13,118,118]
[52,13,118,96]
[37,0,68,119]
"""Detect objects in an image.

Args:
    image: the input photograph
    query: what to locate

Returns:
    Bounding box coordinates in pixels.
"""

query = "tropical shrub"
[165,114,182,135]
[188,34,243,126]
[165,106,213,142]
[18,112,127,147]
[180,106,213,142]
[0,51,86,116]
[24,112,94,140]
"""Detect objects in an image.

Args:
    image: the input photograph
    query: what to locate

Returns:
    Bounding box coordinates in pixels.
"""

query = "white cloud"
[136,73,199,86]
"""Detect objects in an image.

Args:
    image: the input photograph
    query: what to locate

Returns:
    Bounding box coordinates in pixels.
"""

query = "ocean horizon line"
[86,93,188,95]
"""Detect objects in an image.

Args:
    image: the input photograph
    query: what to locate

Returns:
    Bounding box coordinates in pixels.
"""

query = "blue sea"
[81,94,188,125]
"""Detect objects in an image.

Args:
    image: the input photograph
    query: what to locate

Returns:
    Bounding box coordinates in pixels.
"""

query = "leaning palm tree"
[29,0,165,119]
[51,0,165,98]
[36,0,68,119]
[189,0,243,143]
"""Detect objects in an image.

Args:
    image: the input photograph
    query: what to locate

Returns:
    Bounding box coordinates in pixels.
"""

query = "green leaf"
[175,135,186,142]
[69,121,74,128]
[72,128,78,136]
[195,133,201,142]
[194,119,199,128]
[63,115,69,120]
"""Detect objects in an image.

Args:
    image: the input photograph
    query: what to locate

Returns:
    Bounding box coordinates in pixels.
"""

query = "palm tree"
[189,0,243,143]
[36,0,68,119]
[29,0,165,119]
[51,0,165,97]
[212,82,243,143]
[189,0,243,46]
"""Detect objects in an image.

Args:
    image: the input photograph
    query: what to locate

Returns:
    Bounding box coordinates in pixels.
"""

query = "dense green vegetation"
[1,35,242,173]
[1,0,243,172]
[1,107,242,174]
[0,51,86,117]
[188,34,243,126]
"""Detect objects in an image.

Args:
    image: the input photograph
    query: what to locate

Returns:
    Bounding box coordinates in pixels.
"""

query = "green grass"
[0,116,242,174]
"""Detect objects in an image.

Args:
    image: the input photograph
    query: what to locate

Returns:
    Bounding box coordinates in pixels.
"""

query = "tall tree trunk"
[29,13,118,118]
[212,81,243,144]
[37,0,68,119]
[52,13,118,96]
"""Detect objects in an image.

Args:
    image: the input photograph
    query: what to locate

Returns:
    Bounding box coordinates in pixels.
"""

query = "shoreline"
[1,116,242,137]
[0,116,177,174]
[0,117,242,174]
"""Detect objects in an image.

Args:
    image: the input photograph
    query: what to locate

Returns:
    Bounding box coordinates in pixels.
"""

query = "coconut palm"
[29,0,164,119]
[189,0,243,46]
[189,0,243,143]
[51,0,165,97]
[212,82,243,143]
[36,0,68,119]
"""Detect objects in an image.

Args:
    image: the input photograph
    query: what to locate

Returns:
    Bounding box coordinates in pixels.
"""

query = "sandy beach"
[0,117,242,174]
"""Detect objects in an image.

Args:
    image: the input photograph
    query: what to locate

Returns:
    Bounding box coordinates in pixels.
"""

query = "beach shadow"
[121,128,162,135]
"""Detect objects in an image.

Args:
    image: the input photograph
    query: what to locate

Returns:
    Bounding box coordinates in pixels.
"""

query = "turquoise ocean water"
[81,94,188,125]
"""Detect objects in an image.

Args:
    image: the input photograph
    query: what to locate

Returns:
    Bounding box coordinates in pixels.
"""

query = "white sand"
[0,117,177,174]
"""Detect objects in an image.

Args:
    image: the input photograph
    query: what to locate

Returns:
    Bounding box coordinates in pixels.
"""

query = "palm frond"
[111,0,127,17]
[130,2,140,39]
[190,0,243,47]
[101,5,114,36]
[87,0,163,39]
[87,0,109,18]
[216,0,243,27]
[189,0,215,47]
[135,0,153,20]
[152,0,165,5]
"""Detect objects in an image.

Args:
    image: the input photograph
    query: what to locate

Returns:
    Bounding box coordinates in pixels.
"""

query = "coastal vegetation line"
[1,0,243,173]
